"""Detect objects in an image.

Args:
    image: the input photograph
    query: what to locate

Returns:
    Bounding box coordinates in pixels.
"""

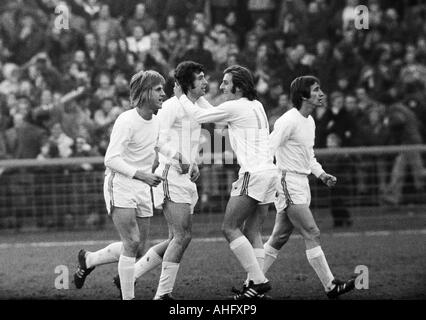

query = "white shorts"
[230,169,279,204]
[103,171,153,218]
[152,163,198,214]
[274,171,311,213]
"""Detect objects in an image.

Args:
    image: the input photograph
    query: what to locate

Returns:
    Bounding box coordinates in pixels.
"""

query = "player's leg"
[242,204,269,283]
[154,200,192,299]
[112,207,141,300]
[134,226,172,280]
[74,240,123,289]
[83,218,149,273]
[286,204,354,298]
[263,209,294,274]
[222,195,269,289]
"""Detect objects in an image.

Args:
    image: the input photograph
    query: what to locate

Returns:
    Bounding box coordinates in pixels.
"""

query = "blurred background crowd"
[0,0,425,161]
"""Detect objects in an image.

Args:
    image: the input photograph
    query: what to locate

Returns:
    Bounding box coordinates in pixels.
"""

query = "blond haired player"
[73,70,188,300]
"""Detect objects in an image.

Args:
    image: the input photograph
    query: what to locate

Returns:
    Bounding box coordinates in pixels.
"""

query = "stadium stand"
[1,0,426,230]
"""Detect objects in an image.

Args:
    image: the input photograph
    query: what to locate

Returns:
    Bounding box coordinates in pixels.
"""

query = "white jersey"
[156,96,212,167]
[104,108,174,179]
[269,107,324,177]
[179,95,275,173]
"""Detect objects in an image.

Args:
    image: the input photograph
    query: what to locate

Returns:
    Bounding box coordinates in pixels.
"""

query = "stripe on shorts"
[240,172,250,196]
[281,172,294,206]
[162,164,171,200]
[108,172,116,207]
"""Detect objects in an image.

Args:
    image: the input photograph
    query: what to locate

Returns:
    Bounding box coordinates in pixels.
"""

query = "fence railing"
[1,145,426,231]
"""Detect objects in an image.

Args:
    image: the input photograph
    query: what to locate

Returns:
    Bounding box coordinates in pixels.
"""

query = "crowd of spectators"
[0,0,426,162]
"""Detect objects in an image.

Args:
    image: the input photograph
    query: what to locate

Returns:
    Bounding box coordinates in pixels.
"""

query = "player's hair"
[290,75,320,110]
[129,70,165,108]
[174,61,205,94]
[223,65,257,101]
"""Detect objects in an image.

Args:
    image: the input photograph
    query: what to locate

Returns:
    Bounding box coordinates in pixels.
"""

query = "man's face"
[149,84,166,114]
[220,73,236,100]
[188,71,208,99]
[345,96,357,112]
[307,82,324,107]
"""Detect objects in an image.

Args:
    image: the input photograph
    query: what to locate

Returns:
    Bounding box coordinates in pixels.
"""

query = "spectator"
[42,122,74,159]
[324,133,353,228]
[161,15,179,43]
[268,93,291,131]
[5,112,47,159]
[93,97,120,133]
[126,3,158,35]
[238,33,259,72]
[180,33,215,73]
[83,32,101,65]
[126,25,152,56]
[382,102,426,205]
[0,63,20,95]
[90,4,124,48]
[247,0,277,29]
[192,12,210,35]
[144,32,170,75]
[11,14,45,65]
[93,71,115,101]
[209,30,232,68]
[312,39,334,93]
[319,91,354,147]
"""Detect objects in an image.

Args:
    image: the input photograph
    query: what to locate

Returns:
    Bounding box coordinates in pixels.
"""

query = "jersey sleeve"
[309,151,325,178]
[179,95,235,123]
[104,116,137,178]
[269,117,293,156]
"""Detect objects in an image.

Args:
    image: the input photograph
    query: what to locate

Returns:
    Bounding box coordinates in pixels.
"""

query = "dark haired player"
[123,61,213,300]
[175,65,278,299]
[263,76,356,299]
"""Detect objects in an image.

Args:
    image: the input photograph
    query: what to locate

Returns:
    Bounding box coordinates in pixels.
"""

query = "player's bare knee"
[123,236,140,254]
[304,226,320,242]
[221,223,232,239]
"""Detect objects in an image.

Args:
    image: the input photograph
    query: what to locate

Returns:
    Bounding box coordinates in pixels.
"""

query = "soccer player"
[263,75,356,299]
[136,61,212,300]
[73,70,188,300]
[175,65,278,299]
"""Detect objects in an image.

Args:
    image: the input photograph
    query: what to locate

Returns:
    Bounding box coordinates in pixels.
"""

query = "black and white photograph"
[0,0,425,310]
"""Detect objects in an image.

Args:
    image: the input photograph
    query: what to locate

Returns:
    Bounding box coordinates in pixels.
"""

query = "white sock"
[134,247,163,279]
[245,248,265,285]
[230,236,267,284]
[306,246,335,291]
[263,242,279,274]
[118,255,135,300]
[86,242,122,268]
[154,262,179,299]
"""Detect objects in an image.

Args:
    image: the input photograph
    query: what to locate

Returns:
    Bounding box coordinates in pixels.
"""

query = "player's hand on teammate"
[172,152,190,174]
[190,163,200,182]
[319,172,337,188]
[134,170,164,187]
[174,82,183,99]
